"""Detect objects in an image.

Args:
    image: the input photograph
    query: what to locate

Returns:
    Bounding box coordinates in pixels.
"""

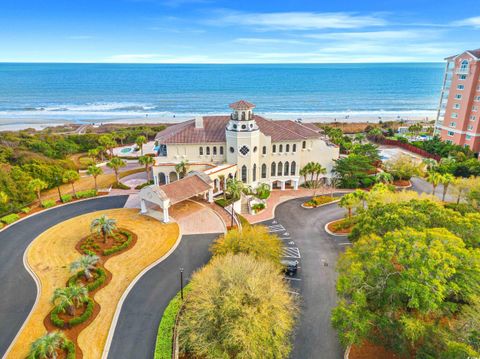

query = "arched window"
[199,147,203,155]
[213,146,217,155]
[460,59,469,70]
[272,144,276,153]
[286,144,290,152]
[277,162,283,176]
[293,144,297,152]
[261,164,267,178]
[241,165,247,182]
[279,144,283,152]
[220,146,224,155]
[253,164,257,182]
[271,162,276,177]
[284,161,289,176]
[302,141,306,149]
[262,146,267,155]
[241,112,246,121]
[206,146,210,155]
[291,161,296,175]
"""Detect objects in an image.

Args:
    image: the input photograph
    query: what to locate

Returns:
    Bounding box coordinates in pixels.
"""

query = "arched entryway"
[158,173,167,185]
[169,171,178,183]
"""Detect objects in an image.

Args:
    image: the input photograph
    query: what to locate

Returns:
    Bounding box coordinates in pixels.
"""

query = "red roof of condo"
[155,115,324,144]
[229,100,256,110]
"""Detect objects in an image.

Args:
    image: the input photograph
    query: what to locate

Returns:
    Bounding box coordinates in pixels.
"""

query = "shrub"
[154,284,192,359]
[21,207,31,214]
[0,223,3,229]
[331,217,358,231]
[61,194,73,203]
[75,189,97,199]
[67,268,106,292]
[135,180,154,190]
[178,254,297,359]
[51,297,94,328]
[215,198,234,208]
[42,199,56,208]
[112,182,130,190]
[1,213,20,225]
[304,196,336,207]
[64,339,76,359]
[211,225,282,266]
[251,203,265,212]
[444,202,479,215]
[103,230,134,256]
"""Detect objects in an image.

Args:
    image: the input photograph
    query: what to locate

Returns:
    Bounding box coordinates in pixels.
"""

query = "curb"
[344,345,351,359]
[101,225,183,359]
[300,198,340,209]
[1,239,43,359]
[324,219,350,237]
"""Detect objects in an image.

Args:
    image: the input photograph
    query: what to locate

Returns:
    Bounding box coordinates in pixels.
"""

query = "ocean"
[0,63,445,130]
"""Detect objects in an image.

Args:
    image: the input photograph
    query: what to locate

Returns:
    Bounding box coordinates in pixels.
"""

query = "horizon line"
[0,61,445,65]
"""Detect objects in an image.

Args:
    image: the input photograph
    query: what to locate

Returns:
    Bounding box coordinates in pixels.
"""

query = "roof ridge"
[255,116,309,140]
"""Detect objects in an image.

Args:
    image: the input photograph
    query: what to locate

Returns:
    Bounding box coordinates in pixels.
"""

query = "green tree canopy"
[333,154,375,188]
[178,253,297,359]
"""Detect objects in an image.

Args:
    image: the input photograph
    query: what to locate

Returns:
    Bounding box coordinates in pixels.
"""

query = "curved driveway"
[0,195,129,358]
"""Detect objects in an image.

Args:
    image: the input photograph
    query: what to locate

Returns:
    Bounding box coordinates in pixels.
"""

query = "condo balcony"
[456,67,470,75]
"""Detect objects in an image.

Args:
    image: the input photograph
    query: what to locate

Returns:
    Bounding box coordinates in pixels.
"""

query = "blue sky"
[1,0,479,63]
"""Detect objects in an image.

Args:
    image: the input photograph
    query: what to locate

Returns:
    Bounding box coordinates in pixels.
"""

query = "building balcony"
[455,67,470,75]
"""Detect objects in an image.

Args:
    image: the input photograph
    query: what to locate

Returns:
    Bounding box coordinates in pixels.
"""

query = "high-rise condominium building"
[434,48,480,153]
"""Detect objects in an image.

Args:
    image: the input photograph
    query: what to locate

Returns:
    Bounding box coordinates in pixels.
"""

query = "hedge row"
[1,213,20,225]
[62,190,97,203]
[51,297,94,328]
[103,230,133,256]
[41,199,56,208]
[67,268,106,292]
[154,284,191,359]
[64,339,76,359]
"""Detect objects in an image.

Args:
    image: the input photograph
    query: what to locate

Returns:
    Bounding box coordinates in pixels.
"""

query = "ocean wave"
[17,102,158,113]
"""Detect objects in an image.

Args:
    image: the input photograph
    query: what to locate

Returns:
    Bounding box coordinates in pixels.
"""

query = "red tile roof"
[160,173,211,205]
[155,115,324,144]
[468,48,480,59]
[229,100,256,110]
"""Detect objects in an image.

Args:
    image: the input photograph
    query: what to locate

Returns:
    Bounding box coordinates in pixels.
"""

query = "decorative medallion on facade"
[239,145,250,156]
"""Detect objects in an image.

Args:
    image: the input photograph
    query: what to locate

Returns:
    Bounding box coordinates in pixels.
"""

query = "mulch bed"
[350,341,404,359]
[393,180,411,187]
[327,218,354,234]
[42,229,137,358]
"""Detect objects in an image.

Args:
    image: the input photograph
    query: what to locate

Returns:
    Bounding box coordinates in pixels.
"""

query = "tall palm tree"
[440,173,455,201]
[299,166,308,188]
[87,148,99,163]
[339,192,361,218]
[86,165,103,191]
[51,285,88,316]
[175,160,190,179]
[28,331,68,359]
[62,170,80,197]
[70,254,100,281]
[313,163,327,188]
[90,215,117,243]
[422,158,438,172]
[139,155,154,182]
[28,178,48,204]
[426,172,442,196]
[136,135,147,156]
[225,178,244,228]
[107,157,126,184]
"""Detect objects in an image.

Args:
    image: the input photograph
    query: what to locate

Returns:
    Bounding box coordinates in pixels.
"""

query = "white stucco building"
[150,100,339,193]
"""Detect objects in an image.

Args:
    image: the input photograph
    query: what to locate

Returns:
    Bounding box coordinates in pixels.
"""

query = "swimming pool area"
[120,147,134,154]
[379,147,421,162]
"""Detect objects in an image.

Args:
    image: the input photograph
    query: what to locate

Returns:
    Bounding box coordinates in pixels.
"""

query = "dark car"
[281,259,298,276]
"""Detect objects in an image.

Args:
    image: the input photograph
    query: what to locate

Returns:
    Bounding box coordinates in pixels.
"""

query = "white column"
[153,173,159,185]
[208,188,214,203]
[281,181,285,191]
[163,206,170,223]
[165,174,170,184]
[294,179,299,190]
[269,181,273,190]
[140,199,147,214]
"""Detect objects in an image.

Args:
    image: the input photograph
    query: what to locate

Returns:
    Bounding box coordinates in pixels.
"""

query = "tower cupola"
[226,100,258,132]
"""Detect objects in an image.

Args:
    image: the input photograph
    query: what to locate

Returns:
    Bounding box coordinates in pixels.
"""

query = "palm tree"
[339,192,361,218]
[51,285,88,316]
[107,157,126,184]
[313,163,327,188]
[375,172,394,184]
[87,148,99,163]
[114,132,126,145]
[175,160,190,179]
[70,254,100,281]
[136,135,147,155]
[218,174,225,193]
[422,158,438,172]
[90,215,117,243]
[226,178,244,228]
[28,178,48,204]
[86,165,103,191]
[255,183,271,200]
[28,331,68,359]
[299,166,308,188]
[426,172,442,196]
[440,173,455,201]
[62,170,80,197]
[139,155,154,182]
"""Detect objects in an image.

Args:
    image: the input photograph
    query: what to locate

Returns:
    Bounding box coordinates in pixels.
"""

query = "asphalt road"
[0,195,128,358]
[106,233,220,359]
[263,196,348,359]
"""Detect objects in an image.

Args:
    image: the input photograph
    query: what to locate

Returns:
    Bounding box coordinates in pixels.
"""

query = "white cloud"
[450,16,480,28]
[211,11,387,30]
[233,38,309,45]
[305,30,429,41]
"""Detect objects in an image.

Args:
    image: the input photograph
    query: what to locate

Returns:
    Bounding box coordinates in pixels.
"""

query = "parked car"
[281,259,298,276]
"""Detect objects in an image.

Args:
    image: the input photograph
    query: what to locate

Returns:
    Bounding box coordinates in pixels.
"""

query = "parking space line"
[284,277,301,281]
[338,242,352,246]
[282,247,301,259]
